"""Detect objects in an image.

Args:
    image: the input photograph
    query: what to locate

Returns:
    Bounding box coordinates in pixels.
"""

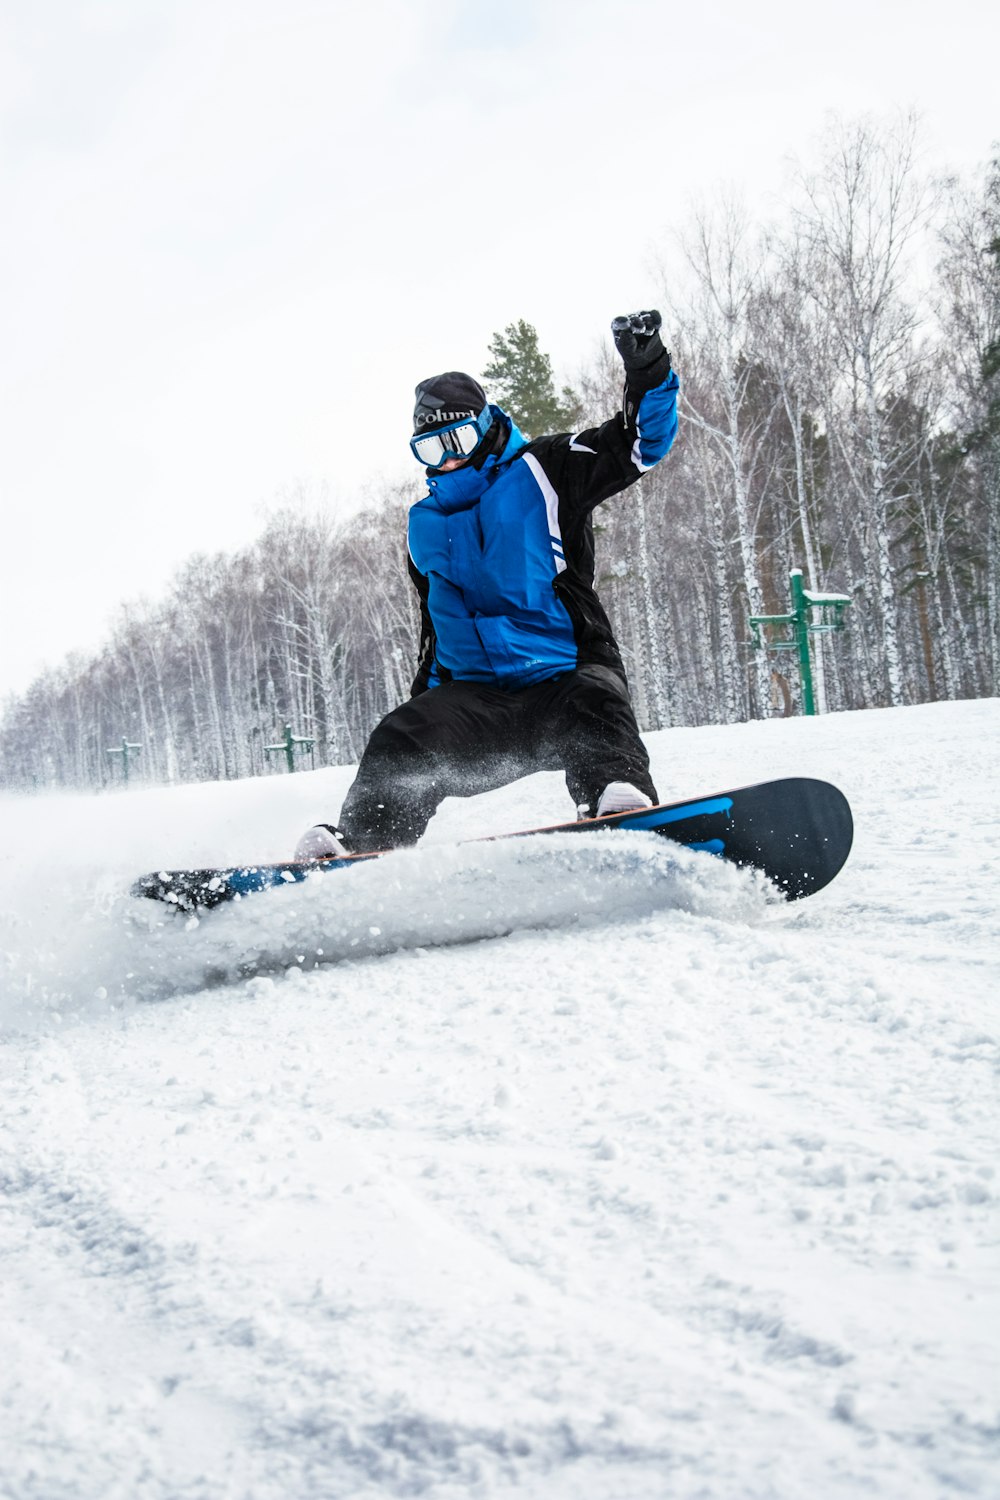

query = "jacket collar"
[422,407,528,513]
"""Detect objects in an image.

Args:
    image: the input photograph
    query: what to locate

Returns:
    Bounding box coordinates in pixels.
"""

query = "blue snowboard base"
[132,777,853,912]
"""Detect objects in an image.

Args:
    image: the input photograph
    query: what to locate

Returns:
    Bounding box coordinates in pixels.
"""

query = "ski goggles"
[409,406,492,468]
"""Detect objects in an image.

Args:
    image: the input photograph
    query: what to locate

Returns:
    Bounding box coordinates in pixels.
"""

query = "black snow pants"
[338,664,657,853]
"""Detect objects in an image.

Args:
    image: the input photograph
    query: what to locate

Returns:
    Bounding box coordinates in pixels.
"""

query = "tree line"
[1,114,997,792]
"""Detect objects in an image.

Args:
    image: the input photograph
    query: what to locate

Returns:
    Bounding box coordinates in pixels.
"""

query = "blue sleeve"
[632,372,680,471]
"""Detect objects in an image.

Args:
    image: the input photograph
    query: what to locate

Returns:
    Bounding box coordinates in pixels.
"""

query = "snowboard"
[132,776,852,912]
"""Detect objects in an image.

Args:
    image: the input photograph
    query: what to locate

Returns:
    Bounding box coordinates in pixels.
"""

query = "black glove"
[611,310,669,375]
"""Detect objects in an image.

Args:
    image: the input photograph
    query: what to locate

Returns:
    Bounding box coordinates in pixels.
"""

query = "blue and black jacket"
[407,358,679,695]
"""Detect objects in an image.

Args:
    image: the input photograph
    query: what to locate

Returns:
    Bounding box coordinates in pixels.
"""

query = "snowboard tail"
[132,777,853,912]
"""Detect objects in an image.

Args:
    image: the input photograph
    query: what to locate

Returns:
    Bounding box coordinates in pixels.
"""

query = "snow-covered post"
[106,737,141,784]
[749,570,851,715]
[791,570,819,715]
[264,723,314,774]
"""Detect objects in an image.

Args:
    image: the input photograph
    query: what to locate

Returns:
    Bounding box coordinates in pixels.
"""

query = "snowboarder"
[294,309,680,859]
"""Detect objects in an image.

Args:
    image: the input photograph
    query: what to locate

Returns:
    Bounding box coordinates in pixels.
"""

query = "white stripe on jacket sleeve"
[522,452,568,575]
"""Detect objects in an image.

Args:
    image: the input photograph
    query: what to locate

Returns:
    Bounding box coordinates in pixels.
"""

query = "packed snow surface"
[1,699,998,1499]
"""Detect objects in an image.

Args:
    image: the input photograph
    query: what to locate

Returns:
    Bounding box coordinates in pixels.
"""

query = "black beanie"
[413,371,487,434]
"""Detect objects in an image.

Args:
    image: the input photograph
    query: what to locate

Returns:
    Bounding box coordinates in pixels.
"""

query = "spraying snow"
[1,699,998,1499]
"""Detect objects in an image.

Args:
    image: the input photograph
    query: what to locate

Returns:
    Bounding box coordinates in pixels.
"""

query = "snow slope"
[1,699,998,1500]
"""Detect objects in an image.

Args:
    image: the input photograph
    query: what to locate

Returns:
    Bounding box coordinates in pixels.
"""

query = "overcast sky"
[1,0,997,698]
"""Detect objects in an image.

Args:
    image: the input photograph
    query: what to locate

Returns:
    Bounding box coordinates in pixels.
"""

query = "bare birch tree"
[797,111,930,705]
[668,196,779,718]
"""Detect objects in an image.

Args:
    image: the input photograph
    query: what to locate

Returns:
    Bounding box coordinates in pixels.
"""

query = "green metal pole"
[789,570,816,716]
[263,725,313,772]
[106,738,141,783]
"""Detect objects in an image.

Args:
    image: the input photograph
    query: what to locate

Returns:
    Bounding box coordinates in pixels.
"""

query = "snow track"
[2,701,999,1498]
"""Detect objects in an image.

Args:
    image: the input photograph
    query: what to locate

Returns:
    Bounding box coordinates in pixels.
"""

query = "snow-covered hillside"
[2,699,998,1500]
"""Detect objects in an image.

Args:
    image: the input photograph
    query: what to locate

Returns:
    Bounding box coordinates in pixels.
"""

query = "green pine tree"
[481,319,580,437]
